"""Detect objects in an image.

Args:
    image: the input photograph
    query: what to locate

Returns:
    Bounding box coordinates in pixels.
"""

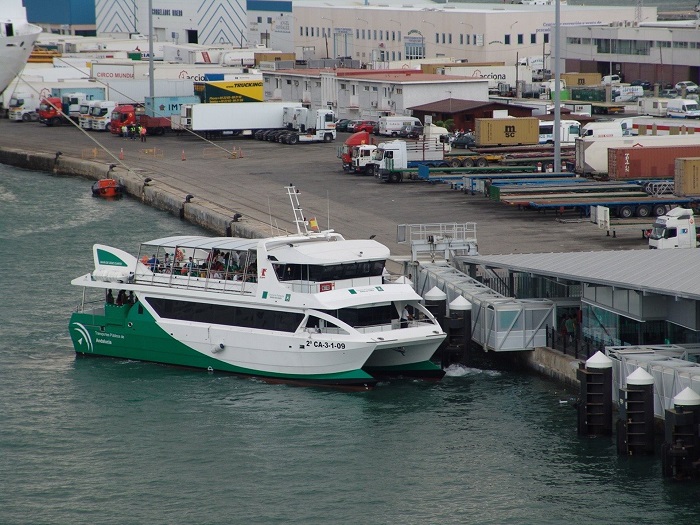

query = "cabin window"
[146,298,304,332]
[322,304,396,328]
[274,261,385,282]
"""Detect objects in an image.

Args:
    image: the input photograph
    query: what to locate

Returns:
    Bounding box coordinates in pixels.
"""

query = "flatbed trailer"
[377,165,538,183]
[590,205,652,238]
[491,181,647,202]
[461,172,577,195]
[524,195,699,218]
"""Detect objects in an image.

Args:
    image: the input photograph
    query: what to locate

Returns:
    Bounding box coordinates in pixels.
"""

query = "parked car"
[398,125,424,139]
[335,119,352,132]
[630,80,652,91]
[345,119,363,132]
[659,88,679,98]
[675,81,699,94]
[451,133,476,149]
[352,120,377,133]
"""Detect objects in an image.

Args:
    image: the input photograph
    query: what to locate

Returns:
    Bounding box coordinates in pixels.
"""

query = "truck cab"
[8,92,38,122]
[339,131,371,171]
[649,208,698,249]
[38,97,63,126]
[89,101,118,131]
[109,104,143,134]
[351,143,378,174]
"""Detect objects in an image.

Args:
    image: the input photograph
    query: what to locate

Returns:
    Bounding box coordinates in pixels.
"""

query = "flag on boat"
[308,217,320,232]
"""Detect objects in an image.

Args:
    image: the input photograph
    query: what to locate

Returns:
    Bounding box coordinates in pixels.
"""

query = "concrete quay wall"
[0,146,267,240]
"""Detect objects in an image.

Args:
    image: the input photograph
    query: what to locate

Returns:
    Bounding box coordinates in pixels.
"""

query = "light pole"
[321,16,333,58]
[421,20,435,56]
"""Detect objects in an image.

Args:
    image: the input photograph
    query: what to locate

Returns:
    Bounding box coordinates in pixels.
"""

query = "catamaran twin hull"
[69,297,446,387]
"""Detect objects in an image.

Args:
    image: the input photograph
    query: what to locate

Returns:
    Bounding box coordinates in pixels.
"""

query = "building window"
[340,83,346,89]
[356,29,359,39]
[372,86,378,91]
[398,31,401,42]
[544,33,549,44]
[286,79,291,85]
[505,35,511,45]
[305,27,308,37]
[398,51,401,60]
[448,34,452,44]
[300,26,303,37]
[364,86,370,91]
[267,17,272,24]
[531,33,536,44]
[310,27,314,37]
[435,33,439,44]
[362,29,366,39]
[396,88,402,94]
[460,34,463,45]
[466,34,471,45]
[392,51,395,60]
[517,34,523,45]
[379,30,383,40]
[374,30,377,40]
[257,17,262,23]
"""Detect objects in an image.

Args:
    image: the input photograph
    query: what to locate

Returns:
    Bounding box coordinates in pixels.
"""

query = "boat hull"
[69,305,377,387]
[363,331,446,379]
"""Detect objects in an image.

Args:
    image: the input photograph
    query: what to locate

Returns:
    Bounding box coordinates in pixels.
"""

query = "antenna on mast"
[286,184,309,235]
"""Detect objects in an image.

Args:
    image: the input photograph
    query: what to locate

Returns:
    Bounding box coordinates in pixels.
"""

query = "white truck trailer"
[575,134,700,175]
[181,102,336,143]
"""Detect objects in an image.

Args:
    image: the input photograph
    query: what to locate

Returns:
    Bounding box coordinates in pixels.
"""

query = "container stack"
[608,145,700,180]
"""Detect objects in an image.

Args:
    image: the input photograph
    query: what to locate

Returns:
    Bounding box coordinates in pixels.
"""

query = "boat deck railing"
[133,269,256,295]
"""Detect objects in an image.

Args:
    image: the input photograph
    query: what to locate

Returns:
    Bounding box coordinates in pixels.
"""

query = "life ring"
[175,248,184,261]
[140,256,149,264]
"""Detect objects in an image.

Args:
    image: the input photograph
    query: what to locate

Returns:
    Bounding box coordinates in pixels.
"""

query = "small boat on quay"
[68,186,446,387]
[91,178,125,199]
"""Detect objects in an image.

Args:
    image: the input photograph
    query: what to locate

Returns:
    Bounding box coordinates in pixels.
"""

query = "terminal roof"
[457,249,700,300]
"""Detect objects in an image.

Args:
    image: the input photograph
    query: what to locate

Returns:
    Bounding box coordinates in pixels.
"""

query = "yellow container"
[475,117,540,146]
[675,157,700,196]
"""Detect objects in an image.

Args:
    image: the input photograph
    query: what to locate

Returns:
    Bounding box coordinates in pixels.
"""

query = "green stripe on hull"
[364,360,445,379]
[69,306,375,386]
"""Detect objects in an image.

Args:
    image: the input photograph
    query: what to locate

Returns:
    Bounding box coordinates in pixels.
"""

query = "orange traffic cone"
[181,149,186,161]
[119,147,124,160]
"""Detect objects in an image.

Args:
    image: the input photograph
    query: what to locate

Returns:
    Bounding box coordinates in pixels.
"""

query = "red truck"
[109,104,173,136]
[339,131,372,172]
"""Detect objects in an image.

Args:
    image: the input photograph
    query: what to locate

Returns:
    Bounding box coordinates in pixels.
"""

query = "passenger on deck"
[147,254,159,272]
[400,306,413,328]
[182,257,195,275]
[128,291,135,304]
[106,289,114,304]
[116,290,125,306]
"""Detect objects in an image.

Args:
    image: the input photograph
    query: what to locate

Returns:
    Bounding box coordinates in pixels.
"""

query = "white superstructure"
[0,1,43,95]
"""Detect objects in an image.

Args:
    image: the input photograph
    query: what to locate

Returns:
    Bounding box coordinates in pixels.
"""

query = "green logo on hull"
[97,248,127,267]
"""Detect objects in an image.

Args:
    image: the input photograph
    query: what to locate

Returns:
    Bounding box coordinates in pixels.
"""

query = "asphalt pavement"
[0,118,649,257]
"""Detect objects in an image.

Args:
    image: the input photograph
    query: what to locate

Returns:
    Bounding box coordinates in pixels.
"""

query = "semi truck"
[38,88,106,126]
[7,91,40,122]
[91,101,118,131]
[181,102,336,143]
[109,96,199,136]
[339,131,372,171]
[649,207,699,249]
[365,139,449,181]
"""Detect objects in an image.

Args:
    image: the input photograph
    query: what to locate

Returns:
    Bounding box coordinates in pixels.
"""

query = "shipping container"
[571,87,606,102]
[145,96,200,117]
[608,144,700,180]
[675,157,700,196]
[561,73,602,87]
[474,117,539,147]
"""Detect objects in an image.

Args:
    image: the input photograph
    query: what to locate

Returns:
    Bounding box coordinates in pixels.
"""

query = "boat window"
[146,297,304,332]
[274,261,385,282]
[322,304,396,328]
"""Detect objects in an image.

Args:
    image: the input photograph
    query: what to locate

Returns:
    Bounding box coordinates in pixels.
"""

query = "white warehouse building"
[262,68,488,120]
[292,1,654,68]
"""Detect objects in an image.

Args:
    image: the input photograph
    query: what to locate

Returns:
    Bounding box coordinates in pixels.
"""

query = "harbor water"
[1,164,700,524]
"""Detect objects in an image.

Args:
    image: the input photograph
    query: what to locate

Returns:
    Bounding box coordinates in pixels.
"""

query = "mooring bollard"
[616,367,655,456]
[576,351,613,436]
[662,387,700,481]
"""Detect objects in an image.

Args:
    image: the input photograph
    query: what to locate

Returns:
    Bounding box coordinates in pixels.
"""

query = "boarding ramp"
[417,261,554,352]
[606,345,700,419]
[397,223,478,262]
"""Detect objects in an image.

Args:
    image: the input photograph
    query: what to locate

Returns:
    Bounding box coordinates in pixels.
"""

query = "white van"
[377,116,421,137]
[601,75,622,86]
[666,98,700,119]
[581,121,625,138]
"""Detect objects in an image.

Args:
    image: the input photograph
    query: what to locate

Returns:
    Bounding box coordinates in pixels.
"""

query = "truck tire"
[653,204,667,217]
[323,133,333,143]
[154,127,165,136]
[450,158,461,167]
[22,113,30,122]
[476,157,488,168]
[461,158,474,168]
[287,134,298,145]
[367,164,376,177]
[52,117,62,127]
[389,172,401,183]
[105,122,111,132]
[636,205,652,218]
[618,205,634,219]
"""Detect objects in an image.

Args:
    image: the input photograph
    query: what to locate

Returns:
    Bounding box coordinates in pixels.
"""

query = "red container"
[607,144,700,179]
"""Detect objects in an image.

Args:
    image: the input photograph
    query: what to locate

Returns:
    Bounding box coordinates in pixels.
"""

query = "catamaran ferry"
[68,187,446,387]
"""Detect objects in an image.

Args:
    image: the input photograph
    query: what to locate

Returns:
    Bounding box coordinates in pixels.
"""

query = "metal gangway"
[397,222,478,262]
